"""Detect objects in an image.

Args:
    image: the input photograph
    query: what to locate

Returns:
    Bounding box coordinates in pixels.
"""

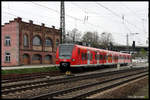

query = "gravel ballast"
[87,76,148,99]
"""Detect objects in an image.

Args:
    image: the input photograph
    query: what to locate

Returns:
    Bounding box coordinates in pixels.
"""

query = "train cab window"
[59,44,74,59]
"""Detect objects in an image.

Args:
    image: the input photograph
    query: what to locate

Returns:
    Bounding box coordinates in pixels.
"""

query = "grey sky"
[2,1,149,46]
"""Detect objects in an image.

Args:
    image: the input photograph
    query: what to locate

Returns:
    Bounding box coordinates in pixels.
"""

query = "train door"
[87,50,90,65]
[99,51,103,64]
[97,52,99,64]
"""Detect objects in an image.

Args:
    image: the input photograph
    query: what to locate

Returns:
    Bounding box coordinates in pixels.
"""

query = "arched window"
[56,39,59,47]
[24,34,28,46]
[33,36,42,46]
[45,38,52,46]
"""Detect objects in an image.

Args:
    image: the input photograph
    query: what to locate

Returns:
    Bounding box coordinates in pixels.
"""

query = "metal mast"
[60,1,65,43]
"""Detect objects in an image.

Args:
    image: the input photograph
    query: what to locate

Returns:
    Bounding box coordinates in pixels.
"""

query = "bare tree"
[82,31,100,47]
[66,28,81,43]
[99,32,114,50]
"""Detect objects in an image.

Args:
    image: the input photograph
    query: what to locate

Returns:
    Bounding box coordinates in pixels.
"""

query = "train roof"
[75,44,131,56]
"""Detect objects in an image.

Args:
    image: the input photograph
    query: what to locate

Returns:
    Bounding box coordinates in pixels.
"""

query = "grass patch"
[1,66,59,75]
[144,95,149,99]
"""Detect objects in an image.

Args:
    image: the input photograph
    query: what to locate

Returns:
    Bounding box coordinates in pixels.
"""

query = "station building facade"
[1,17,61,66]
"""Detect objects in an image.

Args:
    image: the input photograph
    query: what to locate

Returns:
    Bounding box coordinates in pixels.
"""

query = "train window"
[95,51,97,60]
[108,55,111,61]
[82,53,84,60]
[90,53,93,60]
[114,56,116,60]
[116,56,117,60]
[78,48,80,55]
[95,54,97,60]
[101,55,103,60]
[103,55,105,60]
[106,55,108,60]
[85,53,87,60]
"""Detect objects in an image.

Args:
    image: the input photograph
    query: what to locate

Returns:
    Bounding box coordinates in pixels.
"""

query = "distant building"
[1,17,61,66]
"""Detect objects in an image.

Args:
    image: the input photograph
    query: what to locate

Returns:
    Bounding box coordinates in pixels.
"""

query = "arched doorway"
[23,54,30,65]
[32,54,42,64]
[44,55,52,64]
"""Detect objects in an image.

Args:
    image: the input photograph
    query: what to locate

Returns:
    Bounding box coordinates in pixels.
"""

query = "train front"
[56,44,75,72]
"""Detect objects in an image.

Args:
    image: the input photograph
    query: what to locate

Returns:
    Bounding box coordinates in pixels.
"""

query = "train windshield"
[59,44,74,59]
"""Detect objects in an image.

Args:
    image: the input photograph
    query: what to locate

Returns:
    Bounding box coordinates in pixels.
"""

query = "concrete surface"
[1,64,57,70]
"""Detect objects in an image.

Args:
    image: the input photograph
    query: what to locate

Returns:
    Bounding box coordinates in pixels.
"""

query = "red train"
[56,44,132,71]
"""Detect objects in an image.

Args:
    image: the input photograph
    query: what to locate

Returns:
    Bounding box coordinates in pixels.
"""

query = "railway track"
[2,71,63,83]
[1,65,114,84]
[2,67,148,99]
[1,66,125,91]
[31,68,148,99]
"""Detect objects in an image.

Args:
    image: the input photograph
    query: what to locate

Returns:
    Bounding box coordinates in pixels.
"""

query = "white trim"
[57,62,131,68]
[70,64,102,67]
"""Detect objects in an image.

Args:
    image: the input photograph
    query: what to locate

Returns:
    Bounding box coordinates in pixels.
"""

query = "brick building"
[1,17,61,67]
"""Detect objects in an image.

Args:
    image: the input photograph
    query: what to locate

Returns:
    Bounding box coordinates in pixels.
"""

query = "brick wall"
[19,19,61,65]
[1,21,19,66]
[1,17,61,66]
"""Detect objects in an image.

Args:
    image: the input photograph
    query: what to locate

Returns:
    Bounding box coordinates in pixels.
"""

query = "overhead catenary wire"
[30,2,109,31]
[95,2,144,32]
[71,2,135,33]
[2,2,148,46]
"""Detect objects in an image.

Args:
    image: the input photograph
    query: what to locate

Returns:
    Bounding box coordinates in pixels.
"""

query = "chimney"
[14,17,22,22]
[29,20,33,24]
[5,23,9,25]
[41,23,45,27]
[52,25,55,29]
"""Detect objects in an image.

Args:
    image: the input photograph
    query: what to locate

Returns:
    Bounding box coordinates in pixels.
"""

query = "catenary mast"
[60,1,65,43]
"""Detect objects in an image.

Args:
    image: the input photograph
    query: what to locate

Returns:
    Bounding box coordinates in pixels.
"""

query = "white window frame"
[5,36,11,46]
[5,52,11,62]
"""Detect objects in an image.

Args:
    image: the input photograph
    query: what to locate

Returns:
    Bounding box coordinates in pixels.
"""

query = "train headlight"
[72,59,75,61]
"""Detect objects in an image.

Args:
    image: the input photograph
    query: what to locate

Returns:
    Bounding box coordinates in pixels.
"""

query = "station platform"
[1,64,57,70]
